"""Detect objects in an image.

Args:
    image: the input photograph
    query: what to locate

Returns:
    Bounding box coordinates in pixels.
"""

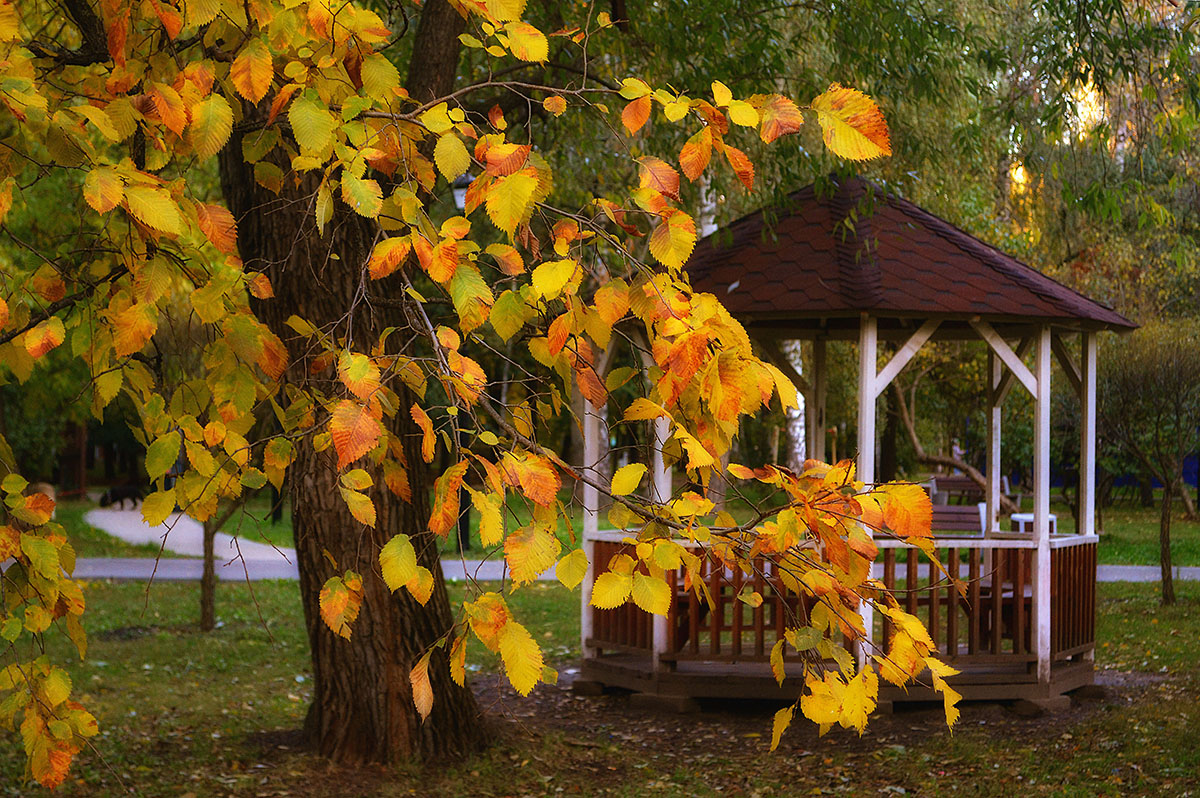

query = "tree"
[0,0,960,787]
[1099,321,1200,604]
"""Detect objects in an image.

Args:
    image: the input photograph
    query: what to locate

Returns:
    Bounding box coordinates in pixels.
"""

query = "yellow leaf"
[530,258,576,300]
[727,99,759,127]
[339,487,376,527]
[711,80,733,107]
[590,571,632,609]
[360,52,400,98]
[504,524,561,584]
[449,634,468,686]
[504,21,548,62]
[610,463,647,496]
[630,572,670,616]
[123,186,182,235]
[189,93,233,158]
[485,168,539,233]
[379,533,417,591]
[231,38,273,104]
[434,133,471,181]
[555,548,588,590]
[485,0,528,21]
[407,565,434,604]
[499,620,543,696]
[141,489,176,526]
[341,173,382,218]
[83,167,123,213]
[838,666,878,734]
[800,671,843,729]
[329,399,384,470]
[770,706,794,751]
[410,651,434,721]
[648,209,696,269]
[619,77,651,100]
[770,639,786,685]
[289,95,338,155]
[470,488,504,546]
[811,84,891,161]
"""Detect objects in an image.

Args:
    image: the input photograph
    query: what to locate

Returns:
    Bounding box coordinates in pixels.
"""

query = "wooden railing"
[584,532,1097,673]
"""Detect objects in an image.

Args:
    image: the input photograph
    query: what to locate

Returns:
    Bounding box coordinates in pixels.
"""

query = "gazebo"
[577,175,1135,709]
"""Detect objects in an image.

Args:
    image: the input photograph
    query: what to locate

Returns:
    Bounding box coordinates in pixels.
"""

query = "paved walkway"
[68,509,1200,584]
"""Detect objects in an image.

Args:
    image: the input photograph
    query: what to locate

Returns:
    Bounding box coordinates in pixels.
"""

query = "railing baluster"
[946,547,959,657]
[990,547,1003,655]
[968,548,980,655]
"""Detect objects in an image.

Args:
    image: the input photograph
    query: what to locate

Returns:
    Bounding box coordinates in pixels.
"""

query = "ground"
[2,579,1197,797]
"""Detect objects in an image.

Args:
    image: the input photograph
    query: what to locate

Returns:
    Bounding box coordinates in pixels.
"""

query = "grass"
[2,579,1198,796]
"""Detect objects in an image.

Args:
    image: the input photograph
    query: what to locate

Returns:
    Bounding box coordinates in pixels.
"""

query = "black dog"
[98,484,146,509]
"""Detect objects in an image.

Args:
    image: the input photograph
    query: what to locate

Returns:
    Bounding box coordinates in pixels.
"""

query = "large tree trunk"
[1160,482,1175,605]
[216,0,483,763]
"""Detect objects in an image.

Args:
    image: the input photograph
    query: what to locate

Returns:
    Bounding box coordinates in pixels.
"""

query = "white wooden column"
[580,400,602,658]
[1033,326,1052,685]
[810,339,828,463]
[650,415,671,668]
[1080,332,1097,537]
[857,316,877,484]
[856,316,877,666]
[986,350,1003,535]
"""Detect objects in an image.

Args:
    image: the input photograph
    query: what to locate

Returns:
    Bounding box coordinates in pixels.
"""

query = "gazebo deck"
[579,531,1096,704]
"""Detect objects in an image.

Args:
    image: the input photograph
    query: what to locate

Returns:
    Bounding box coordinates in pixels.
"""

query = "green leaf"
[490,290,531,342]
[20,533,59,579]
[145,430,182,481]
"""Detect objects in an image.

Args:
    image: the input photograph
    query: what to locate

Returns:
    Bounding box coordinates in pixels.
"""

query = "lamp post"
[451,173,473,212]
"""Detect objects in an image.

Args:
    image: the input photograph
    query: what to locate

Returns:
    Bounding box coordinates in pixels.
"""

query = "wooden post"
[857,315,877,666]
[812,339,827,463]
[651,415,671,668]
[986,349,1002,535]
[1080,331,1097,537]
[580,400,602,658]
[1033,326,1052,685]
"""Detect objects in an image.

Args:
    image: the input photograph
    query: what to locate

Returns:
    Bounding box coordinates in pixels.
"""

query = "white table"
[1009,512,1057,535]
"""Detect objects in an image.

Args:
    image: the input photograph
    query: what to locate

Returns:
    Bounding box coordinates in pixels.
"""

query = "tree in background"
[1100,321,1200,604]
[0,0,962,786]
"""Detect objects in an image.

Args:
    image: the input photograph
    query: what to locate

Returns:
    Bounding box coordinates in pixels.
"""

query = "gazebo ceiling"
[686,175,1135,340]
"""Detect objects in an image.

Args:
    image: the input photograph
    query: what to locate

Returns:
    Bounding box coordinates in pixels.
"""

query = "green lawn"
[1,579,1198,796]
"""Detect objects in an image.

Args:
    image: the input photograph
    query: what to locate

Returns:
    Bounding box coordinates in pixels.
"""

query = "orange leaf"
[759,94,804,143]
[485,243,524,275]
[679,126,712,181]
[722,143,754,190]
[247,272,274,299]
[258,330,288,380]
[368,236,411,279]
[879,482,933,539]
[467,592,512,651]
[410,651,434,721]
[638,156,680,201]
[195,202,238,254]
[24,317,64,359]
[500,451,560,506]
[483,142,531,176]
[622,96,651,134]
[593,279,630,326]
[383,458,412,502]
[338,351,381,401]
[148,82,188,134]
[109,301,156,357]
[542,95,566,116]
[329,400,384,470]
[231,38,273,104]
[318,572,363,639]
[429,460,469,537]
[411,403,436,463]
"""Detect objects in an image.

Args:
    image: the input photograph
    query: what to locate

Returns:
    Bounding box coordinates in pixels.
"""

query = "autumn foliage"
[1,0,939,786]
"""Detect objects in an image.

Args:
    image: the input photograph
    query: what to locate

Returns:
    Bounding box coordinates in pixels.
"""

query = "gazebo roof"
[686,175,1135,339]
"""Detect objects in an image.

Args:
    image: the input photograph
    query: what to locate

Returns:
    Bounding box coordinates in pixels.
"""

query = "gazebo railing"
[583,531,1096,673]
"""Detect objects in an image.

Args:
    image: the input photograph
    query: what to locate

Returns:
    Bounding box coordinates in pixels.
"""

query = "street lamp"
[451,173,473,211]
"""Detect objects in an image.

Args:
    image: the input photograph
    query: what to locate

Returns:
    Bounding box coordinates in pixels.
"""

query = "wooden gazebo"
[577,176,1134,710]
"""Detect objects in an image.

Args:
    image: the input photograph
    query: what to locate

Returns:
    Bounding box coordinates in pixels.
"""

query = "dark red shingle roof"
[686,176,1134,332]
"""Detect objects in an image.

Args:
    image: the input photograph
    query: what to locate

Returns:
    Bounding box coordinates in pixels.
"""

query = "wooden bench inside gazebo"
[576,176,1132,709]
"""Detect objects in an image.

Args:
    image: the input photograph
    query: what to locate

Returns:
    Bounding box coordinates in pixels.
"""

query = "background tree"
[1099,320,1200,604]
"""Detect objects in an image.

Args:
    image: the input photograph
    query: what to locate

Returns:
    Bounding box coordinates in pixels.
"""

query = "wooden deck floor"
[580,653,1093,703]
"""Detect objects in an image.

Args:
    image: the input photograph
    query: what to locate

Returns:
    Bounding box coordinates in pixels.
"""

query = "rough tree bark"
[217,0,485,762]
[1160,481,1176,605]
